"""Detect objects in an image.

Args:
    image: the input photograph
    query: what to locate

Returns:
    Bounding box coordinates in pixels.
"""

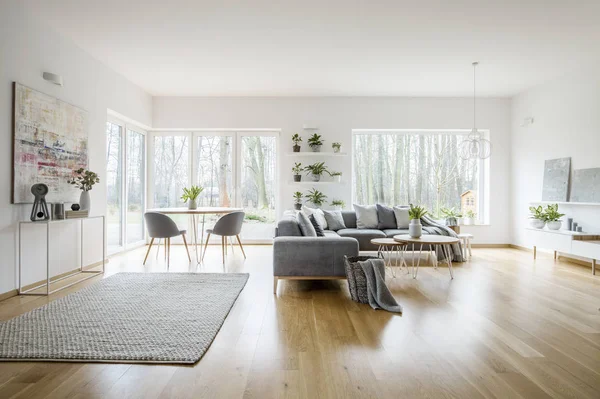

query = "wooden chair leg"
[182,233,192,262]
[143,238,155,265]
[202,233,211,261]
[236,235,246,259]
[156,238,161,259]
[273,277,278,294]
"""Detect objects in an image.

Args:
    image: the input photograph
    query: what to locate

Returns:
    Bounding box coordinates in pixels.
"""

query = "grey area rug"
[0,272,249,364]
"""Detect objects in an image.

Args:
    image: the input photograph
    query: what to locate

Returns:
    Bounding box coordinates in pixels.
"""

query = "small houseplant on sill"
[463,210,477,225]
[408,204,428,238]
[441,207,462,227]
[308,133,324,152]
[293,191,303,211]
[544,203,564,230]
[305,188,327,208]
[181,185,203,210]
[528,205,545,229]
[332,142,342,153]
[330,199,345,210]
[330,171,342,183]
[292,133,302,152]
[67,168,100,212]
[304,161,329,182]
[292,162,303,182]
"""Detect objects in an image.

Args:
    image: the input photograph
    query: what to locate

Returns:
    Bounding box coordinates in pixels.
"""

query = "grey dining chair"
[202,211,246,264]
[144,212,191,267]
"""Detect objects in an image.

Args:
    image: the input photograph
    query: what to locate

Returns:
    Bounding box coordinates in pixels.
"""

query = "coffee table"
[393,235,459,279]
[370,238,409,278]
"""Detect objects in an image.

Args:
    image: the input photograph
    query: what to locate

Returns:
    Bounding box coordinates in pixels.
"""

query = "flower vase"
[408,218,422,238]
[188,199,198,210]
[79,190,91,212]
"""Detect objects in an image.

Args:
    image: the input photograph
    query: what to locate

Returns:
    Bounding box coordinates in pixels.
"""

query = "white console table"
[526,227,599,275]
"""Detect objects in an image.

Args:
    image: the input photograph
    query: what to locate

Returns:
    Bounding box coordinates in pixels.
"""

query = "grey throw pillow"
[376,204,397,229]
[309,214,325,236]
[297,212,317,236]
[393,206,410,229]
[302,205,328,229]
[322,210,347,231]
[353,204,378,229]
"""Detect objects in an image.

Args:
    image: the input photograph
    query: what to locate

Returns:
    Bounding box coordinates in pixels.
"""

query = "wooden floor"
[1,244,599,398]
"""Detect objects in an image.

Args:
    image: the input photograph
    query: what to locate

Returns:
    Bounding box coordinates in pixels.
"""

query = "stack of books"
[65,210,89,219]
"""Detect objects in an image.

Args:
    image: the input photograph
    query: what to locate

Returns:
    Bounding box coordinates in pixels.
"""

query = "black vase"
[294,203,302,210]
[293,145,301,152]
[293,175,302,182]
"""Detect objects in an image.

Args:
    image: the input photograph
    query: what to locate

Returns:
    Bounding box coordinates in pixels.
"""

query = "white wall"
[511,65,600,248]
[153,96,512,244]
[0,2,152,295]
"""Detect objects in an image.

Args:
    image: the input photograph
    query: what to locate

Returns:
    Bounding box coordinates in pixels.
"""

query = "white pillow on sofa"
[301,205,328,229]
[393,206,410,229]
[353,204,378,229]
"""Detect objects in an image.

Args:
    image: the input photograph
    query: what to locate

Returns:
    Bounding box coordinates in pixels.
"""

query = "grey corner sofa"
[273,210,463,293]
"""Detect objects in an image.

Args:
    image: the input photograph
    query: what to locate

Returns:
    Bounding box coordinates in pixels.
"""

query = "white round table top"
[393,234,460,245]
[370,238,407,246]
[146,207,243,215]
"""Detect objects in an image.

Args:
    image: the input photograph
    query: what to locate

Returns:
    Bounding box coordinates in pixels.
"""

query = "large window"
[106,122,122,252]
[353,130,486,222]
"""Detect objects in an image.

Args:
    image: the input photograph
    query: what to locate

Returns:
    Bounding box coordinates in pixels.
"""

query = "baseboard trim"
[471,244,511,248]
[0,289,18,302]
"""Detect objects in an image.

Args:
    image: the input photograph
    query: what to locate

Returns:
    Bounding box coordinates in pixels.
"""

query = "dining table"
[146,207,243,262]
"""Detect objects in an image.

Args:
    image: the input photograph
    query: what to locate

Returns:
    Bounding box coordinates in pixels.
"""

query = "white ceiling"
[26,0,600,97]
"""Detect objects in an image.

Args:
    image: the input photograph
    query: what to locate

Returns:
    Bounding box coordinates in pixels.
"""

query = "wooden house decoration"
[461,190,478,215]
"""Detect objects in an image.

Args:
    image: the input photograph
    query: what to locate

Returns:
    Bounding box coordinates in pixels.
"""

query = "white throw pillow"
[353,204,378,229]
[301,205,328,229]
[393,206,410,229]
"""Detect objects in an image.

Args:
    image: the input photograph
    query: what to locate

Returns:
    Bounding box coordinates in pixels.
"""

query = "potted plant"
[463,210,477,225]
[332,142,342,153]
[305,188,327,208]
[441,207,462,227]
[67,168,100,212]
[292,162,303,182]
[544,203,565,230]
[330,171,342,183]
[308,133,324,152]
[330,199,345,210]
[528,206,545,229]
[292,133,302,152]
[293,191,303,211]
[304,161,329,182]
[408,204,428,238]
[181,185,204,209]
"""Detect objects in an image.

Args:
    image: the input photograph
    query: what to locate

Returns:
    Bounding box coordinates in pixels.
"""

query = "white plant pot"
[333,147,341,153]
[79,190,91,212]
[333,175,342,183]
[408,219,422,238]
[332,205,342,211]
[530,219,545,229]
[463,217,473,225]
[188,199,198,210]
[310,145,321,152]
[311,174,321,182]
[546,220,562,230]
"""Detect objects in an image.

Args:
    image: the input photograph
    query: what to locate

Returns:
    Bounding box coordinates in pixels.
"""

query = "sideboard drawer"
[572,241,600,260]
[529,230,572,252]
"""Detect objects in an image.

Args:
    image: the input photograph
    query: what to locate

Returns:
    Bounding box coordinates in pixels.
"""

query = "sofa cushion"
[297,212,317,236]
[323,230,340,238]
[376,204,397,229]
[309,214,325,236]
[323,210,346,231]
[353,204,378,229]
[341,210,357,228]
[302,205,327,229]
[393,206,410,229]
[337,228,386,249]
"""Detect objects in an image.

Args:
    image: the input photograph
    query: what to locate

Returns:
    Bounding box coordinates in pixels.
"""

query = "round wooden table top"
[370,238,407,246]
[393,234,460,245]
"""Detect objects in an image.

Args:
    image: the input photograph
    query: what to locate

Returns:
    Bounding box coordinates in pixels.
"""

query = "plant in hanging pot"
[292,162,303,182]
[305,188,327,208]
[408,204,428,238]
[304,161,329,182]
[67,168,100,212]
[181,185,204,210]
[544,204,564,230]
[441,207,462,227]
[293,191,304,211]
[292,133,302,152]
[463,209,477,225]
[330,171,342,183]
[330,199,345,210]
[307,133,324,152]
[332,142,342,153]
[528,205,546,229]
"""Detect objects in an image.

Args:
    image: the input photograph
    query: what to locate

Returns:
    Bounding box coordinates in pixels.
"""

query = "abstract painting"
[571,168,600,203]
[12,83,88,204]
[541,157,570,202]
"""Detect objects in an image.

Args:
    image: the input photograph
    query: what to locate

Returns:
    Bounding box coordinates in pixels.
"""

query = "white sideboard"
[526,228,599,275]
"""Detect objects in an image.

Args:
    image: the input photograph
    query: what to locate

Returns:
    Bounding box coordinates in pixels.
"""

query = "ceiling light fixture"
[459,62,491,160]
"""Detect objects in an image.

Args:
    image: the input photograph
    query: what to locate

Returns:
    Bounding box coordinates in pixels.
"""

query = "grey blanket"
[358,259,403,313]
[421,216,465,262]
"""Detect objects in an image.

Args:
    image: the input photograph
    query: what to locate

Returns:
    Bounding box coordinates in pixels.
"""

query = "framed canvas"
[571,168,600,203]
[541,157,570,202]
[12,83,88,204]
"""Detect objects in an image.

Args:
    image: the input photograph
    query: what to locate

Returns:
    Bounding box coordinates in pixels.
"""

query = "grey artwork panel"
[571,168,600,203]
[541,157,570,201]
